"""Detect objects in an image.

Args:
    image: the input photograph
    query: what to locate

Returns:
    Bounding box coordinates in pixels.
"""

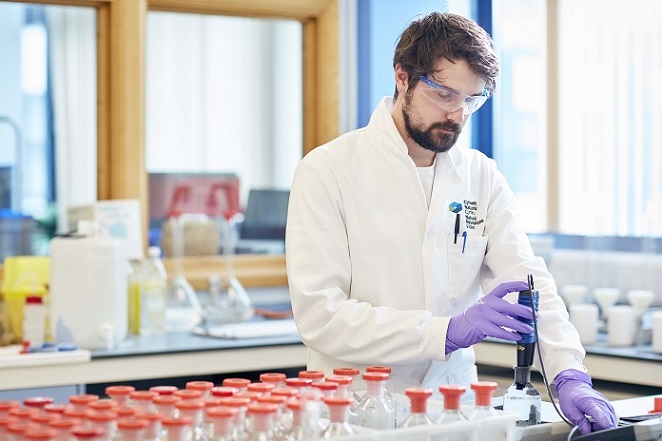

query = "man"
[285,12,617,434]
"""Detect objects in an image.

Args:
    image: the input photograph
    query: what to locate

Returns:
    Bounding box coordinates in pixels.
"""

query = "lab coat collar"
[368,97,466,179]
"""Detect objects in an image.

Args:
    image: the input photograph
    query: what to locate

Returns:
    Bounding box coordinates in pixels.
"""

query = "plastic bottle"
[436,385,468,424]
[468,381,500,421]
[502,365,542,426]
[321,397,355,437]
[22,296,46,348]
[354,372,395,430]
[137,247,168,336]
[399,387,434,428]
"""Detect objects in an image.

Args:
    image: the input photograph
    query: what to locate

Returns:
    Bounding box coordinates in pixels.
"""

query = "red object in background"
[149,173,241,222]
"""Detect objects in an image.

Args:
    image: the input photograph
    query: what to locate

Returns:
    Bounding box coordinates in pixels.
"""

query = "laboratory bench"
[1,284,661,397]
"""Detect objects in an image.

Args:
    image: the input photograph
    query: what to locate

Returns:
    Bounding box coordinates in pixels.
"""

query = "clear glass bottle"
[106,386,135,406]
[49,417,82,441]
[0,400,20,417]
[468,381,500,420]
[161,416,193,441]
[129,391,157,414]
[205,211,253,326]
[71,426,106,441]
[365,366,397,426]
[215,397,251,441]
[136,412,163,441]
[436,385,468,424]
[246,403,278,441]
[222,378,251,392]
[174,400,206,441]
[321,397,355,438]
[331,368,363,405]
[259,373,287,389]
[398,387,434,428]
[24,397,55,415]
[256,396,288,441]
[502,365,541,426]
[324,375,356,423]
[24,428,59,441]
[137,247,168,336]
[186,382,215,400]
[206,407,237,441]
[153,396,181,419]
[87,410,118,440]
[354,372,395,430]
[164,215,203,333]
[69,394,100,411]
[115,418,147,441]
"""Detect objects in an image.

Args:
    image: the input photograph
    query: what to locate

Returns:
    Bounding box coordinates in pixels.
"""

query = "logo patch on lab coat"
[463,199,484,230]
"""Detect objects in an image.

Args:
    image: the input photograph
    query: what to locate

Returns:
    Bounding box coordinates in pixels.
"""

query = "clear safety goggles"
[418,75,490,116]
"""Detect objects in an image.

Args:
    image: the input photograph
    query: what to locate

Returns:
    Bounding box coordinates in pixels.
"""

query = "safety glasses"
[418,75,490,116]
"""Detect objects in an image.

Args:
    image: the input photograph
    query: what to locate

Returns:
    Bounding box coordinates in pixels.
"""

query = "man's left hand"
[555,369,618,434]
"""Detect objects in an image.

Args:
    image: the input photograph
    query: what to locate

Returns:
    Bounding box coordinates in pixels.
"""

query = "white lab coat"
[286,97,586,395]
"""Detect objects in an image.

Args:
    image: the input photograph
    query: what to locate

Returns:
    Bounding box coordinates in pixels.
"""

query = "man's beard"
[403,90,461,153]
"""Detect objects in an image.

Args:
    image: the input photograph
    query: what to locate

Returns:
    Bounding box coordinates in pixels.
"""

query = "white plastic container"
[49,227,128,349]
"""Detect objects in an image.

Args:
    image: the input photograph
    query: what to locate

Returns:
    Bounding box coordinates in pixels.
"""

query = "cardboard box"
[67,199,144,259]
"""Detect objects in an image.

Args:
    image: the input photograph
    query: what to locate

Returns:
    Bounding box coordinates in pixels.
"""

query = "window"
[493,0,662,237]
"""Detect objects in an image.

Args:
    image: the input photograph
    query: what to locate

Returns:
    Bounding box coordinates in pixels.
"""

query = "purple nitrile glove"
[445,280,533,354]
[555,369,618,434]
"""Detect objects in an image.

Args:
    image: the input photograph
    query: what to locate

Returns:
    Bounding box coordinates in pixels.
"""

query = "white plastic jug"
[49,227,128,349]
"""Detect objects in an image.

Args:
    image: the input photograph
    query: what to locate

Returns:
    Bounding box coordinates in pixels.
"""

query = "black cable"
[526,273,578,434]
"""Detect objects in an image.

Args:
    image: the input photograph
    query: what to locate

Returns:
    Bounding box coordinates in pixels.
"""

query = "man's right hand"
[445,280,533,354]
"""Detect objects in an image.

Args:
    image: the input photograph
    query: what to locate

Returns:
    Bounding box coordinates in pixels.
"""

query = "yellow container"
[1,256,50,343]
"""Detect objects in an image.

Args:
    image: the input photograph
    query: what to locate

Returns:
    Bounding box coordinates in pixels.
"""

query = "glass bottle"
[331,368,363,405]
[150,386,179,397]
[0,416,20,440]
[136,412,162,441]
[324,375,356,423]
[24,397,55,415]
[259,373,287,389]
[436,385,468,424]
[246,403,278,441]
[222,378,251,392]
[49,418,82,441]
[106,386,135,406]
[71,426,106,441]
[129,391,157,414]
[215,397,251,441]
[399,387,434,428]
[164,214,203,333]
[153,396,181,419]
[210,387,237,399]
[256,396,288,441]
[321,397,355,438]
[87,410,118,440]
[30,413,61,429]
[298,371,325,384]
[186,382,214,400]
[115,418,147,441]
[136,247,168,336]
[161,416,193,441]
[468,381,500,420]
[364,366,396,426]
[174,400,206,441]
[354,372,395,430]
[502,365,542,426]
[7,421,41,440]
[0,400,20,417]
[205,211,253,326]
[312,381,337,421]
[24,428,58,441]
[69,394,100,411]
[206,407,237,441]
